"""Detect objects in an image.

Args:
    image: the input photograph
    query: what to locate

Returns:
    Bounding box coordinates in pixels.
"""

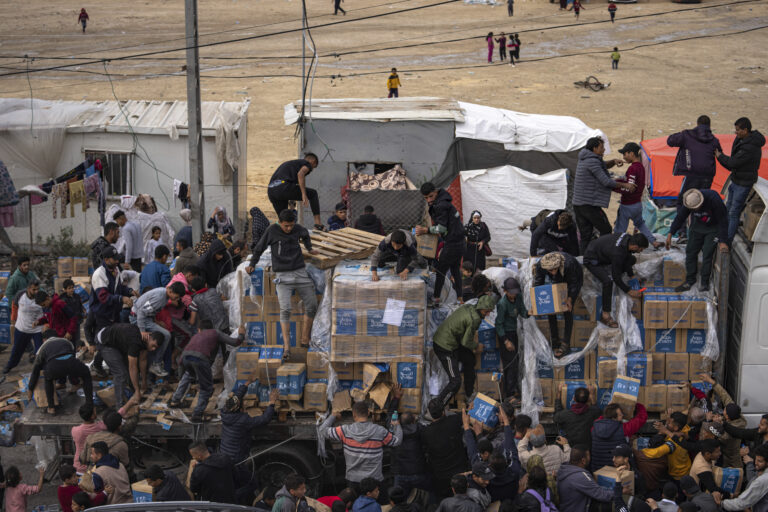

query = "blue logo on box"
[595,387,612,408]
[564,350,587,380]
[395,362,419,388]
[398,310,420,337]
[719,468,742,494]
[260,347,284,360]
[234,380,260,395]
[596,474,617,491]
[258,385,275,402]
[245,268,264,297]
[477,321,496,351]
[626,353,650,385]
[468,395,499,427]
[686,329,706,353]
[537,358,554,379]
[0,298,9,324]
[366,310,387,336]
[613,377,640,398]
[654,329,677,353]
[565,381,588,406]
[534,285,557,315]
[246,322,267,345]
[481,350,501,370]
[335,309,357,335]
[276,322,298,348]
[277,369,307,397]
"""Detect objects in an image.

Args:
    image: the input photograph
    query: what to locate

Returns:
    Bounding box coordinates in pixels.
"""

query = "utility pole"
[185,0,205,241]
[301,0,307,101]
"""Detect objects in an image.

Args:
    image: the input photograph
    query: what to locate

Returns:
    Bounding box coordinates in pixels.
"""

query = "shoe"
[149,363,169,377]
[674,282,693,293]
[0,345,7,353]
[313,224,326,232]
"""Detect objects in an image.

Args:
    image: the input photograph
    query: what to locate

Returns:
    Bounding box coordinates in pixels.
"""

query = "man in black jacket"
[90,222,120,269]
[144,464,190,502]
[415,182,465,304]
[533,251,583,355]
[435,474,482,512]
[188,441,236,503]
[554,387,602,447]
[370,230,424,282]
[530,209,579,256]
[666,189,729,292]
[583,233,646,327]
[421,398,469,500]
[246,209,320,354]
[722,413,768,449]
[716,117,766,244]
[388,386,429,497]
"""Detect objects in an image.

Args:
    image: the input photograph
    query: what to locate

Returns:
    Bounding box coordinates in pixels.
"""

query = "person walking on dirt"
[513,34,521,60]
[486,33,495,63]
[333,0,346,15]
[387,68,402,98]
[611,47,620,69]
[572,0,584,19]
[495,33,507,61]
[507,0,514,16]
[608,3,617,22]
[559,0,567,10]
[78,8,89,33]
[507,37,517,66]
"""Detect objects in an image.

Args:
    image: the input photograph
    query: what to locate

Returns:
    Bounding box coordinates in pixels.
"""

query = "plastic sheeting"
[105,203,176,257]
[460,166,567,258]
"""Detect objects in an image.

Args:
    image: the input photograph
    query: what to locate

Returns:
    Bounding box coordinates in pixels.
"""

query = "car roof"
[89,502,260,512]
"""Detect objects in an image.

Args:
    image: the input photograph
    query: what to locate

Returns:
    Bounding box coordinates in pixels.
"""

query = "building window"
[84,150,133,197]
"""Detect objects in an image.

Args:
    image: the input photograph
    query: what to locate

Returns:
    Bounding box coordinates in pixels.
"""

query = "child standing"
[573,0,584,19]
[486,33,495,63]
[496,32,507,62]
[144,226,162,264]
[61,279,86,346]
[614,142,663,249]
[608,2,617,22]
[611,47,621,69]
[387,68,402,98]
[3,465,44,512]
[507,37,517,66]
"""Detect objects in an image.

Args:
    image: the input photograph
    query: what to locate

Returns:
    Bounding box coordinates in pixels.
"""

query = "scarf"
[213,206,233,233]
[465,211,485,242]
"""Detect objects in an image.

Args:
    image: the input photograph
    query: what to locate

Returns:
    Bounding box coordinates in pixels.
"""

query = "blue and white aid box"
[131,480,154,503]
[365,310,388,336]
[277,363,307,400]
[245,322,267,345]
[334,309,358,335]
[537,357,554,379]
[646,328,677,353]
[74,285,90,303]
[626,352,653,386]
[715,467,743,494]
[0,297,10,324]
[468,393,499,429]
[275,322,299,347]
[234,380,260,396]
[391,360,423,389]
[596,388,613,408]
[559,348,590,380]
[398,309,421,337]
[244,267,264,297]
[685,329,706,354]
[476,321,496,351]
[563,380,589,407]
[530,283,568,316]
[258,385,276,403]
[479,350,501,370]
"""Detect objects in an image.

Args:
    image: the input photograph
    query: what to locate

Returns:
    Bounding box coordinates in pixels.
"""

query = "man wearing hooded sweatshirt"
[494,278,528,398]
[355,205,385,235]
[555,386,602,447]
[144,464,190,502]
[533,252,583,356]
[188,441,236,503]
[716,117,766,243]
[529,209,579,257]
[352,478,382,512]
[247,209,319,355]
[273,473,311,512]
[422,399,468,500]
[668,115,723,205]
[573,137,636,254]
[90,441,132,504]
[322,400,402,488]
[433,295,497,406]
[557,445,629,512]
[414,182,465,303]
[36,291,78,340]
[591,402,648,471]
[197,238,233,288]
[370,230,425,282]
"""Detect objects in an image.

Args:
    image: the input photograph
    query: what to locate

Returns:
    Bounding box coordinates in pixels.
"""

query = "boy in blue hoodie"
[352,478,382,512]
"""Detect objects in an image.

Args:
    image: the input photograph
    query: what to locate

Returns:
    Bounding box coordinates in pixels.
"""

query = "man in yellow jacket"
[387,68,402,98]
[646,412,693,482]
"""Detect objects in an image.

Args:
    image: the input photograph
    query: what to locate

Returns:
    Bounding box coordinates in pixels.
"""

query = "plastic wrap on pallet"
[425,303,459,408]
[482,267,519,296]
[703,300,720,362]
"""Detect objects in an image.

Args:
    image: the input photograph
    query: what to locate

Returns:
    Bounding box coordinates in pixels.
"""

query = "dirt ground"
[0,0,766,505]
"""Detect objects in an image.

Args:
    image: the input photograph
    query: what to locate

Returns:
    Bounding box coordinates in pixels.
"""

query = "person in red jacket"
[35,291,78,340]
[590,402,648,471]
[78,8,89,33]
[608,3,617,22]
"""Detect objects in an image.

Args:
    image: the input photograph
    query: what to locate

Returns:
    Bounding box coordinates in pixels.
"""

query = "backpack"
[525,489,559,512]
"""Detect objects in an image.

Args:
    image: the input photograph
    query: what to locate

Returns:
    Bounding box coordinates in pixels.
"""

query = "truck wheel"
[249,443,323,495]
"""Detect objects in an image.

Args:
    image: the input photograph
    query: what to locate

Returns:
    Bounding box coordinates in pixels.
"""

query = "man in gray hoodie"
[273,474,311,512]
[322,400,402,488]
[573,137,636,254]
[557,445,629,512]
[722,443,768,512]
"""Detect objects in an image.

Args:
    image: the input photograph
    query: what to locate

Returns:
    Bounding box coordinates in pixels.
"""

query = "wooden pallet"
[303,227,384,269]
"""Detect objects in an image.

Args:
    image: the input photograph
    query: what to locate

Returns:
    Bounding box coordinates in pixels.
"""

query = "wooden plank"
[317,232,371,250]
[140,388,161,409]
[337,228,385,243]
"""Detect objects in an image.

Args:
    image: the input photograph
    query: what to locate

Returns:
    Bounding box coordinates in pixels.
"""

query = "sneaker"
[149,363,169,377]
[674,282,693,293]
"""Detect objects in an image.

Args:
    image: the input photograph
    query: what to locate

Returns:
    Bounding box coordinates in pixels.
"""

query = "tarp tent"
[642,134,768,199]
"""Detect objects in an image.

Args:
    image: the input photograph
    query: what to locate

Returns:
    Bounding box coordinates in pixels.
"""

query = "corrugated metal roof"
[284,97,464,125]
[64,99,250,136]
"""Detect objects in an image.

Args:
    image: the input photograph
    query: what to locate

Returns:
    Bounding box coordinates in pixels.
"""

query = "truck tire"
[249,443,324,495]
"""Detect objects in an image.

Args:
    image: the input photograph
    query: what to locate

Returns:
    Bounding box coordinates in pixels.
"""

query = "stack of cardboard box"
[53,256,92,298]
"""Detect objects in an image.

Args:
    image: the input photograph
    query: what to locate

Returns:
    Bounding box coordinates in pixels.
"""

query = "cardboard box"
[644,296,668,330]
[0,271,9,292]
[398,388,422,413]
[131,479,154,503]
[362,309,388,337]
[666,383,689,411]
[73,257,89,276]
[530,283,569,316]
[306,350,329,380]
[689,354,713,379]
[690,299,708,329]
[597,328,622,356]
[415,234,439,259]
[271,321,303,349]
[468,393,499,429]
[644,383,668,412]
[377,337,401,360]
[258,347,283,383]
[572,320,596,348]
[537,357,554,379]
[535,319,550,339]
[332,279,357,308]
[667,296,691,329]
[743,197,765,241]
[560,380,597,407]
[475,321,497,351]
[477,350,502,371]
[666,353,689,382]
[330,335,355,361]
[594,466,635,496]
[57,256,74,277]
[683,329,706,354]
[663,258,686,289]
[241,299,264,323]
[595,387,613,409]
[332,308,361,335]
[626,352,653,386]
[645,329,678,353]
[304,382,328,412]
[597,357,618,389]
[0,323,11,345]
[96,386,116,408]
[245,267,265,297]
[354,336,378,361]
[332,390,352,413]
[572,296,589,317]
[555,349,594,381]
[714,466,744,494]
[652,353,666,381]
[362,363,388,392]
[540,378,555,408]
[235,347,261,379]
[245,322,267,345]
[611,376,641,417]
[476,372,500,400]
[391,358,423,389]
[332,362,355,380]
[397,309,425,337]
[277,363,307,401]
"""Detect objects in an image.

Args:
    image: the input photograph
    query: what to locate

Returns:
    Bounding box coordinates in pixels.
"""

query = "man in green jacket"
[495,277,529,400]
[433,294,497,407]
[5,256,38,302]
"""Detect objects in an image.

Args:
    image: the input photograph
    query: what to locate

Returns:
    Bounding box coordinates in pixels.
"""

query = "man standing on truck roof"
[267,154,324,231]
[666,189,729,293]
[321,400,403,492]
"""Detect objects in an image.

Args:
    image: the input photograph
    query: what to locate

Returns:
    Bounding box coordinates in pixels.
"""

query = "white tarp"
[460,165,567,258]
[456,101,610,153]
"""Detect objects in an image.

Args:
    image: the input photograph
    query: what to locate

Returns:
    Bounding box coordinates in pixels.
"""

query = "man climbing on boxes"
[246,209,320,357]
[666,188,729,293]
[370,229,425,282]
[494,278,529,400]
[533,252,583,358]
[433,295,497,407]
[583,233,647,328]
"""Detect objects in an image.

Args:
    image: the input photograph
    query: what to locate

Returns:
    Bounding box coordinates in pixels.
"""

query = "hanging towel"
[30,194,45,205]
[0,206,14,227]
[0,161,19,207]
[51,183,68,219]
[85,164,97,177]
[69,180,86,216]
[84,174,100,209]
[12,196,30,228]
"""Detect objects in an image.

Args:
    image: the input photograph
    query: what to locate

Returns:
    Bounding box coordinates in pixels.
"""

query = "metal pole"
[185,0,205,242]
[28,198,33,254]
[301,1,306,101]
[715,250,730,381]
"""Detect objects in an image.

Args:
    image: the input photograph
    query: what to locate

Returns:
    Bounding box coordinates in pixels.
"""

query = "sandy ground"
[0,0,766,505]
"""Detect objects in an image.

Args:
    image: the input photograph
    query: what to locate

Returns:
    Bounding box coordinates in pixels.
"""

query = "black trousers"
[574,205,612,254]
[44,357,93,407]
[584,257,634,314]
[548,311,574,346]
[434,344,475,406]
[499,331,519,397]
[499,46,506,61]
[268,182,320,216]
[434,243,463,301]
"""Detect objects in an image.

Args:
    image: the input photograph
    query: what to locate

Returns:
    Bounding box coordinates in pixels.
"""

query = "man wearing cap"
[432,295,497,407]
[327,202,348,231]
[583,233,647,328]
[615,142,663,249]
[666,188,729,293]
[533,252,583,357]
[466,462,493,509]
[680,475,719,512]
[494,277,529,399]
